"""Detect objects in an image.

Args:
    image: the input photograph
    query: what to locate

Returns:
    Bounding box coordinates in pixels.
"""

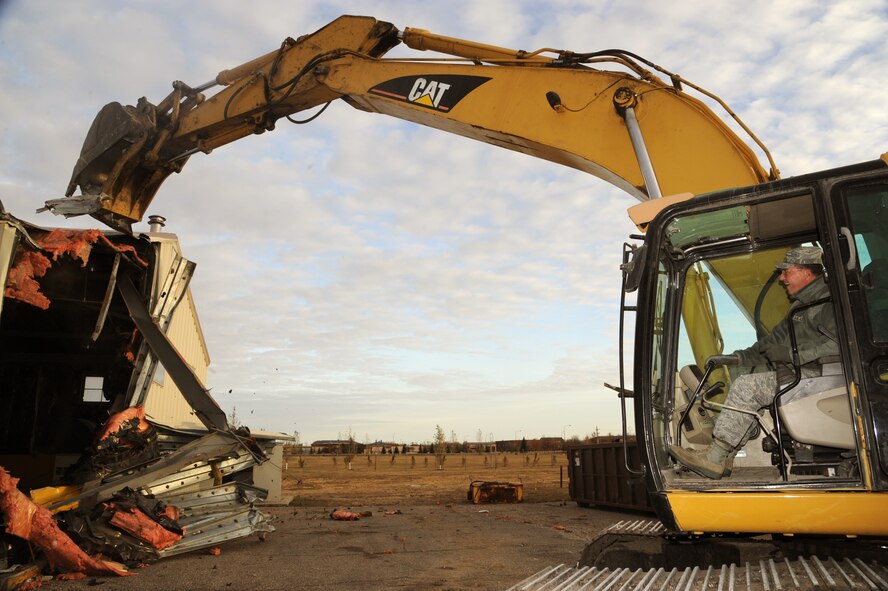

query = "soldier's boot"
[723,454,735,477]
[668,439,732,480]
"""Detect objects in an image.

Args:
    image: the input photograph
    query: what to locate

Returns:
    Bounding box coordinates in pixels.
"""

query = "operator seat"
[776,362,855,449]
[678,362,855,451]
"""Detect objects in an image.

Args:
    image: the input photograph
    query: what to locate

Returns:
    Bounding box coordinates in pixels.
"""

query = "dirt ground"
[40,452,640,591]
[282,451,575,506]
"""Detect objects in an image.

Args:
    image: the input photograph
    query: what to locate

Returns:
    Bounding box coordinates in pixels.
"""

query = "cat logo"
[408,78,451,109]
[369,75,491,112]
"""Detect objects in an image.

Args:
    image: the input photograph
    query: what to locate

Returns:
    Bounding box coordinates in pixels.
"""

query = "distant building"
[537,437,565,451]
[496,440,521,452]
[496,437,565,452]
[310,439,364,454]
[366,441,401,454]
[464,441,497,453]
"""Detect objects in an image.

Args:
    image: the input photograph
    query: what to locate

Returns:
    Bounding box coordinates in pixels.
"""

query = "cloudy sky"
[1,1,886,445]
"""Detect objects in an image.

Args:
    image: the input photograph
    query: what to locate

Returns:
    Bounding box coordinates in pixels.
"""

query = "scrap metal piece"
[157,507,274,558]
[39,193,111,217]
[157,482,268,517]
[129,253,196,408]
[50,464,269,565]
[141,453,256,497]
[467,481,524,504]
[0,561,46,591]
[91,253,120,341]
[150,482,273,558]
[117,275,228,431]
[45,430,244,512]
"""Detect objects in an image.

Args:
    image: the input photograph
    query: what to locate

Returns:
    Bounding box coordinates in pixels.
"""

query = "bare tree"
[434,425,447,470]
[344,426,357,470]
[227,406,242,429]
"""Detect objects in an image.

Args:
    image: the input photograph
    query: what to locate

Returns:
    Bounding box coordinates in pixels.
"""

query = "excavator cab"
[625,158,888,536]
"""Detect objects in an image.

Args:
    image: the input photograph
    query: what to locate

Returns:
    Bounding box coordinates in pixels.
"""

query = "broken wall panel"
[0,212,285,575]
[131,235,212,431]
[0,223,153,490]
[0,217,222,491]
[0,221,21,317]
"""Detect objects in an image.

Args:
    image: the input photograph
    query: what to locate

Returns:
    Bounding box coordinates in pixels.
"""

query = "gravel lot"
[43,502,633,591]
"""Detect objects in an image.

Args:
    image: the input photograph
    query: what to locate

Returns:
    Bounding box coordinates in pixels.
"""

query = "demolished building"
[0,204,285,581]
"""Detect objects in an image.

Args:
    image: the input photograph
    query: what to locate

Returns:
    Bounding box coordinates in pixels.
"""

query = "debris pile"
[64,407,158,484]
[467,481,524,504]
[0,409,276,588]
[0,215,284,589]
[0,467,131,578]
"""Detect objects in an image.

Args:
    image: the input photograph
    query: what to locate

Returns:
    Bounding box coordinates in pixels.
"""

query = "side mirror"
[622,243,647,293]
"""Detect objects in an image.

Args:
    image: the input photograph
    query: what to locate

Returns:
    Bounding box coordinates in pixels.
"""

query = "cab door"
[827,170,888,489]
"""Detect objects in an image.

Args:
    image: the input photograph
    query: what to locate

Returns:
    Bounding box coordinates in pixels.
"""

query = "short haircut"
[801,264,824,276]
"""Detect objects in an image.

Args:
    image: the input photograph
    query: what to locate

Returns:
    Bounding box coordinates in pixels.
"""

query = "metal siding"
[142,236,212,430]
[0,222,20,318]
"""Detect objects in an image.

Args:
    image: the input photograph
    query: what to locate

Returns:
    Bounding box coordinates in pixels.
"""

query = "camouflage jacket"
[733,276,838,368]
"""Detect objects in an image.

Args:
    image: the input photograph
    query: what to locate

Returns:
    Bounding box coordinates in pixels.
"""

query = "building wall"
[141,235,212,430]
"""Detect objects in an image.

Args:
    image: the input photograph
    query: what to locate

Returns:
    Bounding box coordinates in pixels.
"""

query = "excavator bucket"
[55,16,402,233]
[62,100,172,232]
[67,102,150,197]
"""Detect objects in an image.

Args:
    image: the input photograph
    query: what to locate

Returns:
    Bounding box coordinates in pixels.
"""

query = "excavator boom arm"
[60,15,772,232]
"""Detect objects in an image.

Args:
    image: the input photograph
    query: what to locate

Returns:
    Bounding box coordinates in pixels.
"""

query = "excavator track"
[507,520,888,590]
[508,558,888,591]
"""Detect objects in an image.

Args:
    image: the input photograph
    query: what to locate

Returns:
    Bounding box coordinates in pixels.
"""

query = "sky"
[1,0,886,445]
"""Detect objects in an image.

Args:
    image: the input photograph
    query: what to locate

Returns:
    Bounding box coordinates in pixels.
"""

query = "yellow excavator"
[50,15,888,590]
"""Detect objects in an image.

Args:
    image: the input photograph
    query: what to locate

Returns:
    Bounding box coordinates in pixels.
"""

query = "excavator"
[40,15,888,590]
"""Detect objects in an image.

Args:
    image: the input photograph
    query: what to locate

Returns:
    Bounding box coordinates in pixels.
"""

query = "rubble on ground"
[0,408,276,589]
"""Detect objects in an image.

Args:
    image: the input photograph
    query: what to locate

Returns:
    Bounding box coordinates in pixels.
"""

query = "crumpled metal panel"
[117,275,228,431]
[46,431,246,512]
[42,442,271,565]
[157,482,267,516]
[141,453,256,497]
[158,507,274,558]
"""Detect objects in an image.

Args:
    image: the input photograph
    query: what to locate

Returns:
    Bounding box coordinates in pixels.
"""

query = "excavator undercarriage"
[512,520,888,590]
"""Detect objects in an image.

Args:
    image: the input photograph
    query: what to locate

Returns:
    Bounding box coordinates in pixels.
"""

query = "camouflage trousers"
[712,366,821,449]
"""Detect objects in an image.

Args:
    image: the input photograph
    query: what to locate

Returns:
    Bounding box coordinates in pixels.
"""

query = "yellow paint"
[88,16,772,224]
[667,490,888,536]
[680,249,790,372]
[413,94,435,107]
[30,484,82,513]
[848,382,874,490]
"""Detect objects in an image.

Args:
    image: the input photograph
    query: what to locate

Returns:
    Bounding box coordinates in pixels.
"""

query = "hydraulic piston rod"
[614,87,662,200]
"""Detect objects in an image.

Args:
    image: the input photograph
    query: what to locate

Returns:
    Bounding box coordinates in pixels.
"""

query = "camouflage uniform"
[712,274,838,448]
[713,366,822,448]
